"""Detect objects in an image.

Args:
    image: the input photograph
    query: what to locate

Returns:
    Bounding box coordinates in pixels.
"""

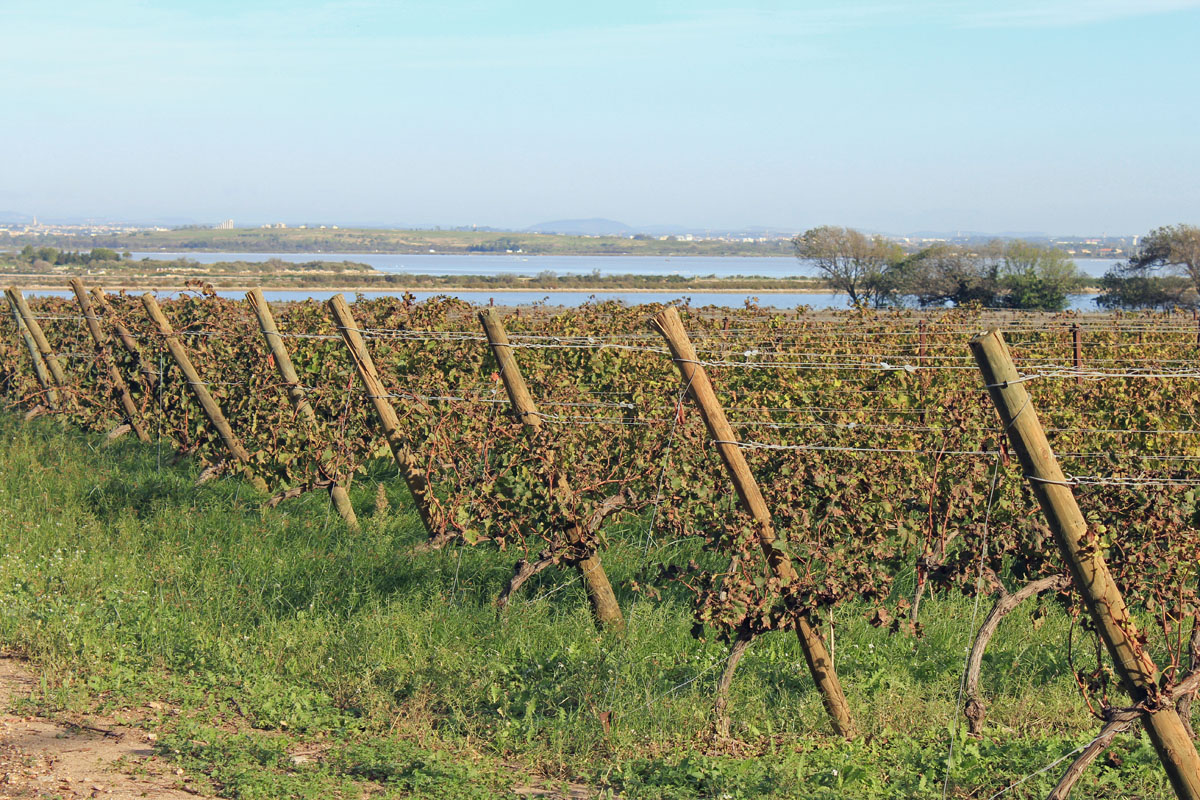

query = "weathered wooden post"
[918,318,930,424]
[90,288,159,393]
[325,294,441,541]
[479,308,625,630]
[6,288,70,403]
[69,279,150,443]
[1071,322,1084,385]
[5,291,58,410]
[246,289,358,528]
[649,305,856,738]
[971,329,1200,800]
[141,292,269,494]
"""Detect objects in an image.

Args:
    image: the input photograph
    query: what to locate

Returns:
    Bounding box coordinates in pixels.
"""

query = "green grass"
[2,227,795,258]
[0,413,1180,798]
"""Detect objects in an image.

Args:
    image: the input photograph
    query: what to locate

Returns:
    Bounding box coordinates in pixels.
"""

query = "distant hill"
[0,211,32,224]
[908,230,1048,240]
[526,218,633,236]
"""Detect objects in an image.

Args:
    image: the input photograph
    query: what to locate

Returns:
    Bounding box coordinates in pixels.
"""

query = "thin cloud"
[956,0,1200,28]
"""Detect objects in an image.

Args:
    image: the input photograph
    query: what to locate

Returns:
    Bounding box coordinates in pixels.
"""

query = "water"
[129,252,1122,280]
[26,287,1104,312]
[30,252,1117,310]
[130,252,807,278]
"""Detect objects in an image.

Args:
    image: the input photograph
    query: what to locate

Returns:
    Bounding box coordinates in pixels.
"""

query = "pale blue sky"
[2,1,1197,234]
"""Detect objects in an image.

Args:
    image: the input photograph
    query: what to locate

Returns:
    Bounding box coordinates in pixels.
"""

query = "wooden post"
[90,288,159,393]
[246,289,358,528]
[5,291,58,409]
[649,305,856,738]
[918,319,929,424]
[970,329,1200,800]
[141,292,269,494]
[1072,323,1082,369]
[69,279,150,443]
[6,288,69,400]
[325,294,440,540]
[479,308,625,630]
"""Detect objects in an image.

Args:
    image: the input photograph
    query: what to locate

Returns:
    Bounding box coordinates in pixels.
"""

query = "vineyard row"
[4,282,1200,797]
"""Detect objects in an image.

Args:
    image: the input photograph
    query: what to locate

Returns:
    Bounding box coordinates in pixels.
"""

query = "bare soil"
[0,657,215,800]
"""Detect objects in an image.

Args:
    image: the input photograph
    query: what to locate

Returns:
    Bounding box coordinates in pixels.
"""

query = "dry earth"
[0,656,596,799]
[0,657,215,800]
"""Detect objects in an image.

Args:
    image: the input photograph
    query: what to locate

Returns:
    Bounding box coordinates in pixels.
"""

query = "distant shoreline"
[0,227,795,258]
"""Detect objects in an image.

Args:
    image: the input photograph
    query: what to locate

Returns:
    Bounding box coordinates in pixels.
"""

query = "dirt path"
[0,657,215,800]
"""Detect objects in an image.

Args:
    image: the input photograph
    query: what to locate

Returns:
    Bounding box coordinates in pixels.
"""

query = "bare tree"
[792,226,902,307]
[1127,224,1200,292]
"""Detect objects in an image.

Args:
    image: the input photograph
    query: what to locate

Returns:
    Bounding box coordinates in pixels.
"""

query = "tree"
[1123,224,1200,294]
[1096,271,1193,310]
[887,243,1000,307]
[996,240,1080,311]
[792,226,903,307]
[88,247,120,262]
[467,236,522,253]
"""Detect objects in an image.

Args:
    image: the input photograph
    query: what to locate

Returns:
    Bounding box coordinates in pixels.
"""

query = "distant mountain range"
[526,218,797,238]
[908,229,1049,240]
[525,218,635,236]
[0,211,200,227]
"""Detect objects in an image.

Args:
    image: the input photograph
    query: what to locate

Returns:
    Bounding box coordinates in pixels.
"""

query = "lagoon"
[130,252,1122,280]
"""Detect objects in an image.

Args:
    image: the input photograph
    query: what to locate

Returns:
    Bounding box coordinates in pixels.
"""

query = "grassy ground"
[1,228,794,257]
[0,413,1179,798]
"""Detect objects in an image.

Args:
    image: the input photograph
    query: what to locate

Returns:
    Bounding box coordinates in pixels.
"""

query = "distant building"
[216,219,234,230]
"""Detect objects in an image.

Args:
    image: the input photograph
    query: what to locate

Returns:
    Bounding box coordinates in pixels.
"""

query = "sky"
[2,0,1198,235]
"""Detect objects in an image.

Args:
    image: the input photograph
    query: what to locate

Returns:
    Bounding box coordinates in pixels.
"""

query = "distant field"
[1,227,795,257]
[0,253,828,292]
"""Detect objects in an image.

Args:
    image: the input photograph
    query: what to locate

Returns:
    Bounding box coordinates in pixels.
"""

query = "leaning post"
[5,291,58,410]
[649,305,856,739]
[141,292,269,494]
[69,279,150,442]
[246,289,358,528]
[479,308,625,630]
[90,287,159,393]
[325,294,440,540]
[7,288,70,403]
[970,329,1200,800]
